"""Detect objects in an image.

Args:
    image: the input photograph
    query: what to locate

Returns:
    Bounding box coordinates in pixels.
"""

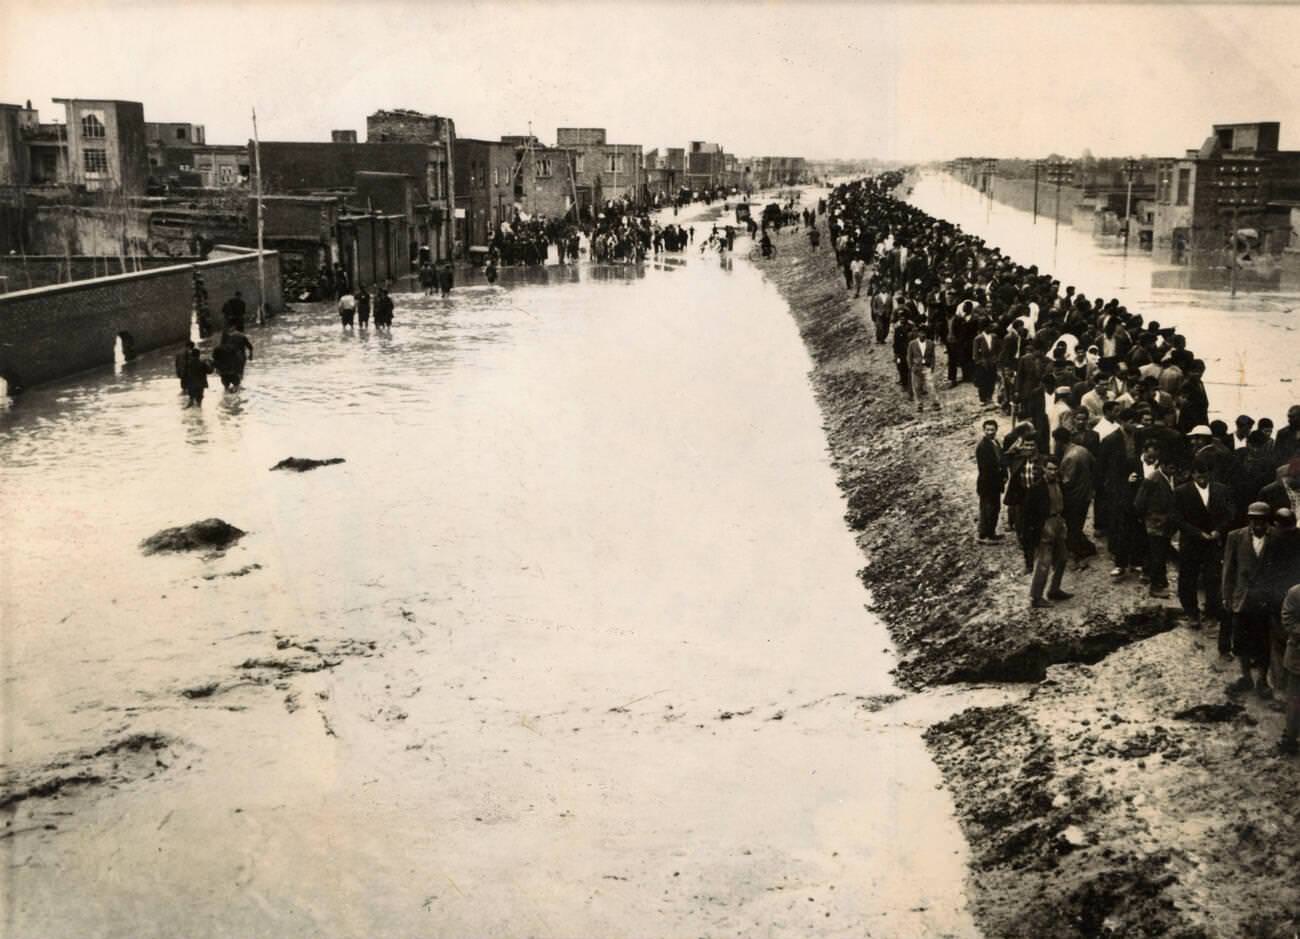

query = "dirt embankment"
[756,224,1300,938]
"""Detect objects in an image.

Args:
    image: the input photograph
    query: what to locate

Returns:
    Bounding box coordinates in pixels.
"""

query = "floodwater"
[0,199,1010,938]
[908,173,1299,422]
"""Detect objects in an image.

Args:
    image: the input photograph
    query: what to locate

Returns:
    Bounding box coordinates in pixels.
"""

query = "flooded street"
[908,173,1299,421]
[1,204,1003,937]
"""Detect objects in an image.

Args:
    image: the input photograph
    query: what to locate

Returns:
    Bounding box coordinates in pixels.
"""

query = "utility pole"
[1032,160,1042,224]
[983,158,996,224]
[1122,158,1139,256]
[252,107,266,325]
[1047,159,1072,259]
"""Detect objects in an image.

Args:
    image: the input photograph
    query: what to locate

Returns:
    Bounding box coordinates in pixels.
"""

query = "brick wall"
[0,255,197,292]
[0,249,281,389]
[557,128,606,147]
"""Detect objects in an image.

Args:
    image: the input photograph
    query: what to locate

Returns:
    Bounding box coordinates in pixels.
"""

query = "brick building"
[557,127,644,208]
[0,98,148,195]
[686,141,725,192]
[1152,121,1300,264]
[256,137,452,263]
[454,138,518,252]
[366,108,456,260]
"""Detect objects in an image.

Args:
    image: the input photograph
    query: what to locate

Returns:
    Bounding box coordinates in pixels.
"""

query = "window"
[535,158,552,179]
[492,167,500,187]
[219,165,235,184]
[1176,168,1191,206]
[575,153,584,173]
[606,152,623,174]
[81,112,106,139]
[176,127,187,140]
[83,148,109,173]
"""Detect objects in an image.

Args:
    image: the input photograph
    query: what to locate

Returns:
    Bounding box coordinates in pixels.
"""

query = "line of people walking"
[828,174,1300,754]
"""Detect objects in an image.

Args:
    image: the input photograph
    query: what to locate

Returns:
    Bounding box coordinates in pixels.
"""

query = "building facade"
[365,109,456,262]
[454,138,518,252]
[1151,122,1300,264]
[558,128,645,208]
[54,98,148,195]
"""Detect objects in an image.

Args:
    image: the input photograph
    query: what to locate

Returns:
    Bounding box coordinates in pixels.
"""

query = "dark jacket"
[1135,471,1177,536]
[1174,481,1234,553]
[976,437,1007,496]
[1021,479,1064,547]
[1259,480,1295,515]
[1261,529,1300,608]
[1223,526,1271,613]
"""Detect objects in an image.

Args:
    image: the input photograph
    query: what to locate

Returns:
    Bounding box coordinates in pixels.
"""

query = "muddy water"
[908,173,1299,421]
[1,218,1005,937]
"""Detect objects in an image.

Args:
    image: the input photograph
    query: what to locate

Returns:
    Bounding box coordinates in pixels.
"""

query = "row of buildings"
[0,96,808,293]
[948,121,1300,266]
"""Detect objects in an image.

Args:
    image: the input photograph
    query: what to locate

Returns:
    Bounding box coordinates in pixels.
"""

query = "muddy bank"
[758,229,1177,690]
[757,223,1300,937]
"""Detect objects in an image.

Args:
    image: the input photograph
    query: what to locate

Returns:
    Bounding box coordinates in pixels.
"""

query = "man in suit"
[1023,456,1072,609]
[907,328,941,412]
[1174,461,1234,635]
[1135,453,1179,598]
[1278,582,1300,755]
[972,320,1000,406]
[1259,458,1300,516]
[1223,502,1277,697]
[976,419,1007,544]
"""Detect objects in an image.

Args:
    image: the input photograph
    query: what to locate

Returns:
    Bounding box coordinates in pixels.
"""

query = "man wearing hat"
[1275,405,1300,466]
[1223,502,1277,695]
[1174,460,1233,629]
[1264,509,1300,701]
[1260,458,1300,516]
[1135,452,1179,598]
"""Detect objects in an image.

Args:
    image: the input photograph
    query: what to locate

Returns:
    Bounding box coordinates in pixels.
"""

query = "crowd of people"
[826,174,1300,753]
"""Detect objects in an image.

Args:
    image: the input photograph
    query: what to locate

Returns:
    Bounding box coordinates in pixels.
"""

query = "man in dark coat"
[181,346,213,407]
[1276,406,1300,467]
[1259,459,1300,516]
[1174,462,1234,633]
[1135,453,1178,598]
[1023,457,1072,608]
[976,419,1007,543]
[221,291,247,331]
[1223,502,1277,697]
[1263,510,1300,699]
[211,329,253,391]
[174,341,196,390]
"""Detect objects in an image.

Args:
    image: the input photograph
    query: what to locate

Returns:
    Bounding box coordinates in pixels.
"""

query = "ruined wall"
[0,250,281,389]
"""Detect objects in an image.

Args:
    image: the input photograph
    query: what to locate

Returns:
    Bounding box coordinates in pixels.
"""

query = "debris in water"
[140,519,245,555]
[270,457,346,472]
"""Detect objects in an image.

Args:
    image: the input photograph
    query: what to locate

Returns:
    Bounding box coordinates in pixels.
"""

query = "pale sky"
[2,1,1298,162]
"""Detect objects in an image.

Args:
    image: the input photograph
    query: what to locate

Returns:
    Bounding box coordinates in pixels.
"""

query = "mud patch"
[201,563,262,580]
[1,733,183,818]
[140,518,245,555]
